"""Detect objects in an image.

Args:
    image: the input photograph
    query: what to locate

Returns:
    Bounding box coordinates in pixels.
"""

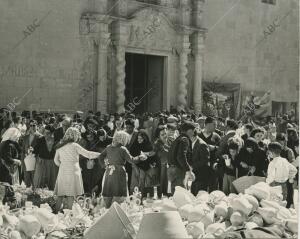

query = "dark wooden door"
[125,53,164,114]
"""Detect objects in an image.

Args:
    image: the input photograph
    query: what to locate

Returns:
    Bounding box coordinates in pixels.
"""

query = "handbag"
[24,153,36,171]
[0,182,16,208]
[0,158,19,184]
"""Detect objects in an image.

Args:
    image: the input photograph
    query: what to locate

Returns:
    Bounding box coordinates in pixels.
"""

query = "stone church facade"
[79,0,206,114]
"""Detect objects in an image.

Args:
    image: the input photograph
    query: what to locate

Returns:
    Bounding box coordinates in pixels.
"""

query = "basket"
[232,176,266,193]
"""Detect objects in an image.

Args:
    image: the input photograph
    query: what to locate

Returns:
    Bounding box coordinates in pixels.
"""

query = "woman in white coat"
[54,127,100,212]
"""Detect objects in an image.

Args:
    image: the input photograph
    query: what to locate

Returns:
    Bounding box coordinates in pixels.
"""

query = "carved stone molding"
[126,8,179,52]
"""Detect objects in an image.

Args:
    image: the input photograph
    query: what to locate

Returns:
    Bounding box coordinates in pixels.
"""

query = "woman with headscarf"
[54,127,101,212]
[130,130,158,198]
[0,120,13,138]
[33,125,57,190]
[236,137,268,178]
[0,128,22,184]
[90,129,113,195]
[98,131,146,208]
[97,129,113,152]
[80,130,103,194]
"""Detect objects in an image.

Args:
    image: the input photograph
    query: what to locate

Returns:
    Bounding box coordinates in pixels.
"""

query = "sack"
[233,176,266,193]
[24,154,36,171]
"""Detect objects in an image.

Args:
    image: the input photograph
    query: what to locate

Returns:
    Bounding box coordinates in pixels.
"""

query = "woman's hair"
[112,131,129,146]
[138,130,150,144]
[97,128,107,138]
[228,141,239,151]
[276,133,287,142]
[226,119,238,130]
[44,125,55,133]
[13,116,21,124]
[56,127,81,149]
[86,129,96,139]
[125,118,135,127]
[155,125,167,139]
[244,137,258,150]
[49,117,56,124]
[287,128,298,138]
[250,128,264,137]
[244,124,253,131]
[228,136,243,150]
[205,116,215,125]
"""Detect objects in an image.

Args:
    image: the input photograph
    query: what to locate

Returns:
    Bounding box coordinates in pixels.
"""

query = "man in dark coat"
[167,121,195,194]
[125,118,139,192]
[21,120,42,187]
[54,117,71,145]
[216,119,238,159]
[190,131,210,195]
[199,117,221,192]
[215,119,238,190]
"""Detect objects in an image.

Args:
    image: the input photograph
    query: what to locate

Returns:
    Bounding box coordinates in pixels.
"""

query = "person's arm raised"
[75,143,100,159]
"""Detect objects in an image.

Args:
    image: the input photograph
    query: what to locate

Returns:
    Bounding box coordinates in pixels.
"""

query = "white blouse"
[266,156,297,184]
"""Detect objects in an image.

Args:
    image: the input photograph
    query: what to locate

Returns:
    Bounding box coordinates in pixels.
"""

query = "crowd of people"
[0,108,298,211]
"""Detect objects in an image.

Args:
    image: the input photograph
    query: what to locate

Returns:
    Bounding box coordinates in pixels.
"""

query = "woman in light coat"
[54,127,100,212]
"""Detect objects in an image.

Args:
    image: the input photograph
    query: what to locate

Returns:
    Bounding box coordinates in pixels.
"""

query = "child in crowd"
[251,128,267,151]
[266,142,297,201]
[221,141,240,195]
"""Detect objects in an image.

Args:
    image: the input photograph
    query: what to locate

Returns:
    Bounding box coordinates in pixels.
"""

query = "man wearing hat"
[21,120,41,187]
[54,117,72,145]
[196,115,206,130]
[167,121,195,194]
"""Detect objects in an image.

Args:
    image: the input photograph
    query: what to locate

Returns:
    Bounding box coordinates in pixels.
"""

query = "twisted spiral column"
[115,46,126,113]
[177,52,189,111]
[193,32,205,114]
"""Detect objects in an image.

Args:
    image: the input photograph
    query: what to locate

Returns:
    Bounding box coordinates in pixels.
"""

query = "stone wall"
[203,0,299,103]
[0,0,91,112]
